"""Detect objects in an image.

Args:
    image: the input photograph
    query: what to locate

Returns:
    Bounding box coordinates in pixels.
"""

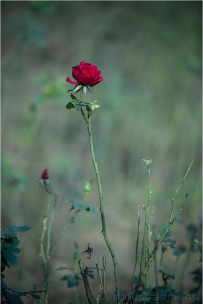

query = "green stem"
[74,250,80,304]
[102,255,107,303]
[169,160,193,223]
[47,193,59,257]
[152,226,159,303]
[48,213,78,261]
[40,201,50,304]
[78,259,96,304]
[87,115,119,301]
[81,107,88,123]
[121,160,193,303]
[141,192,189,282]
[96,261,102,304]
[131,203,140,291]
[139,160,152,287]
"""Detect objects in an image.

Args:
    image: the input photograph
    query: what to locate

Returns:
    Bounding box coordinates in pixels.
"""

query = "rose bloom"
[41,169,49,180]
[66,61,103,87]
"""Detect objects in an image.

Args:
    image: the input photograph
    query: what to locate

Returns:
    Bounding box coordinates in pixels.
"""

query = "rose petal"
[89,76,103,87]
[95,70,101,78]
[81,66,91,78]
[66,77,79,85]
[72,66,82,82]
[90,65,97,78]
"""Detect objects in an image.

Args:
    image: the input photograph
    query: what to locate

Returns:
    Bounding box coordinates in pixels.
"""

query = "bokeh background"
[1,1,202,303]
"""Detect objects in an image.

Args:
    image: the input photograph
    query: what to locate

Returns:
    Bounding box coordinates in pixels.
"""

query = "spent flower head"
[41,169,49,180]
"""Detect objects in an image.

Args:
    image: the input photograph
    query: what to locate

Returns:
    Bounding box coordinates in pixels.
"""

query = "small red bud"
[41,169,49,180]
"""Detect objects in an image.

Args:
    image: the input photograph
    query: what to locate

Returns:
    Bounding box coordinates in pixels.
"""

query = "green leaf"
[5,291,23,304]
[28,293,40,299]
[173,245,187,257]
[56,266,74,271]
[26,290,44,298]
[60,275,78,288]
[187,223,197,237]
[14,225,31,232]
[2,248,18,267]
[6,225,31,233]
[0,229,4,237]
[2,284,19,293]
[74,103,81,111]
[159,223,171,239]
[66,200,98,215]
[79,204,98,215]
[66,200,80,211]
[85,269,97,280]
[70,93,77,100]
[4,243,20,253]
[159,270,175,280]
[11,237,20,246]
[4,229,16,238]
[66,102,75,110]
[165,238,176,248]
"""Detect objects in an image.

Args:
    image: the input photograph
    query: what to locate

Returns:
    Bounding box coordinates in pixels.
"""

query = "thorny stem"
[142,193,189,277]
[40,183,78,304]
[152,225,159,304]
[80,89,88,123]
[87,114,119,301]
[40,201,50,304]
[74,247,80,304]
[131,203,141,291]
[48,213,78,261]
[96,260,104,304]
[102,256,107,302]
[139,159,152,287]
[47,193,59,257]
[79,259,96,304]
[118,160,193,303]
[169,163,191,223]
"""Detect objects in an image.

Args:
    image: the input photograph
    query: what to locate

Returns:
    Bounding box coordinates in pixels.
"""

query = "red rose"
[66,61,103,87]
[41,169,49,180]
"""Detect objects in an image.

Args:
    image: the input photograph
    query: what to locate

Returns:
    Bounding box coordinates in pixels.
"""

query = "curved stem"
[78,259,96,304]
[139,160,152,287]
[40,201,50,304]
[131,203,140,291]
[87,115,119,301]
[131,160,194,299]
[102,255,107,303]
[47,193,58,257]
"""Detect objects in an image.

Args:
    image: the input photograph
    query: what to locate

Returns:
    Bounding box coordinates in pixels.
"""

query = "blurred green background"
[2,1,202,303]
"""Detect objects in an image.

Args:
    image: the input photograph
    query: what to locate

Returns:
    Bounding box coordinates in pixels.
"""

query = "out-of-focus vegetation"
[1,2,202,303]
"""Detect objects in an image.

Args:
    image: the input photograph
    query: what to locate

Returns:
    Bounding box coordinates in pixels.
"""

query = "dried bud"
[41,169,49,180]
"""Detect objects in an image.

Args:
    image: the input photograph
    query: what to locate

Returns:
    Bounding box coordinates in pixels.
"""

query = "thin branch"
[139,159,152,287]
[119,160,194,303]
[48,213,78,261]
[87,114,119,301]
[78,259,96,304]
[102,256,107,303]
[39,201,50,304]
[131,203,141,291]
[47,193,59,257]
